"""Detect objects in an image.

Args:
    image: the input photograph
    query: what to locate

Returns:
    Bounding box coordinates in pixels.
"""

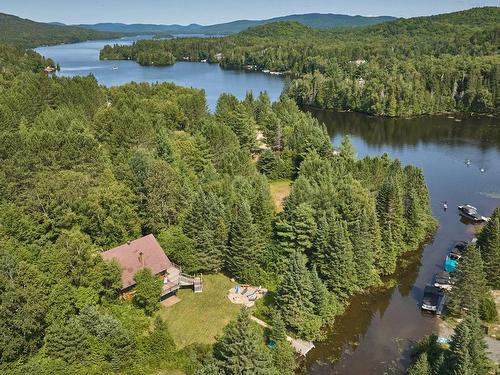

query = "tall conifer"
[214,308,275,375]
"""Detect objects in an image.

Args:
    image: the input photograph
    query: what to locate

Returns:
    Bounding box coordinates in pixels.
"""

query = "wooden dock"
[250,316,315,356]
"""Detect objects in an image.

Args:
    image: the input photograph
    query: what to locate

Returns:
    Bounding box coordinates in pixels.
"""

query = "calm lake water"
[35,36,284,111]
[35,39,500,374]
[304,110,500,375]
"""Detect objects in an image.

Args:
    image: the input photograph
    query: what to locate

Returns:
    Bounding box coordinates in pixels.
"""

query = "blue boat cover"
[444,256,458,272]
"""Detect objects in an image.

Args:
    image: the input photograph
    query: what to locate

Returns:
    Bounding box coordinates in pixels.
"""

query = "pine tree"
[376,160,406,259]
[269,314,297,375]
[351,210,379,289]
[226,199,262,283]
[45,318,90,364]
[465,314,489,375]
[276,203,317,256]
[140,317,176,366]
[274,251,321,340]
[477,207,500,288]
[447,321,473,375]
[447,314,489,375]
[408,352,431,375]
[214,308,276,375]
[403,165,435,247]
[196,362,224,375]
[309,265,336,321]
[183,189,228,273]
[339,135,356,164]
[448,244,489,317]
[313,215,357,299]
[133,268,163,316]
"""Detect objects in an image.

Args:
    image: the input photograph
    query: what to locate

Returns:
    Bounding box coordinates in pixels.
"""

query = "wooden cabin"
[101,234,202,299]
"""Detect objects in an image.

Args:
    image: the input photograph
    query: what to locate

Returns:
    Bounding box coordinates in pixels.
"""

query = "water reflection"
[305,110,500,375]
[35,37,284,111]
[308,109,500,152]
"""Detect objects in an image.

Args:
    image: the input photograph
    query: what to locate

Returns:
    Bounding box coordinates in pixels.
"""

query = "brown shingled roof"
[101,234,172,290]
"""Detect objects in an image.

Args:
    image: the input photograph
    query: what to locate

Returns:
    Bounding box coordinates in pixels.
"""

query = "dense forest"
[0,13,122,48]
[0,40,438,374]
[101,7,500,117]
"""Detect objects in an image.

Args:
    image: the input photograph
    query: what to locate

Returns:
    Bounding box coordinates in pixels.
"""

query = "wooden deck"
[161,265,203,296]
[250,316,315,356]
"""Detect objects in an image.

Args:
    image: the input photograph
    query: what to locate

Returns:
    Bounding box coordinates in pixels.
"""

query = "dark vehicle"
[458,204,488,223]
[421,285,446,315]
[433,271,453,291]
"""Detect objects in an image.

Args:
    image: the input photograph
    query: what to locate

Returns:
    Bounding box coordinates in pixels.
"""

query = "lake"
[36,39,500,374]
[35,36,285,111]
[304,110,500,374]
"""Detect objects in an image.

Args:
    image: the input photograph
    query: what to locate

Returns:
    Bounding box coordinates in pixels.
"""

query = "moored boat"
[458,204,489,223]
[433,271,453,291]
[444,241,467,272]
[421,285,446,314]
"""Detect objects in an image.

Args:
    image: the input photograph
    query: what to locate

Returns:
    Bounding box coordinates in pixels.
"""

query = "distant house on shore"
[101,234,202,299]
[43,66,55,74]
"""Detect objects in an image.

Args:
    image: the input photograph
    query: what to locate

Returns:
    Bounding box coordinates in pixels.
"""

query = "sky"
[1,0,497,25]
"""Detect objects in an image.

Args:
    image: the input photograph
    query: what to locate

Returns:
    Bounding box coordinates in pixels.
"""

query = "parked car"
[458,204,489,223]
[421,285,447,315]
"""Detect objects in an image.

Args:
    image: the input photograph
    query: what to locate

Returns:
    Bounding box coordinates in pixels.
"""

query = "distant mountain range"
[0,13,122,48]
[72,13,396,35]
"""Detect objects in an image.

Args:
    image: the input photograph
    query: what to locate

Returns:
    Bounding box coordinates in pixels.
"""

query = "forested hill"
[101,7,499,117]
[75,13,395,35]
[0,13,122,48]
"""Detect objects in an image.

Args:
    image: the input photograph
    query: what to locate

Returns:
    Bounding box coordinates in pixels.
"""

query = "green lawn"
[269,179,291,213]
[159,274,240,348]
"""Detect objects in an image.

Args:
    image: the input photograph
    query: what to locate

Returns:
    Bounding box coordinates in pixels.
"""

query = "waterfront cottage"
[101,234,202,298]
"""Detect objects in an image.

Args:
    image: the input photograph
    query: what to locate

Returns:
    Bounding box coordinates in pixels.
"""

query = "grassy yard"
[269,179,291,213]
[158,274,240,348]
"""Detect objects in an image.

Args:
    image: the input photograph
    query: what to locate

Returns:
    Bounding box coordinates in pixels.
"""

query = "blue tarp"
[444,256,458,272]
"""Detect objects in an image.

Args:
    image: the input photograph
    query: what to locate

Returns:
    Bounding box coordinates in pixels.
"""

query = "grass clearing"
[270,179,291,213]
[158,274,240,348]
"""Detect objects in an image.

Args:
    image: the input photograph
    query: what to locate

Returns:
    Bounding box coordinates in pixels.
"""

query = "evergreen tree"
[275,203,317,256]
[408,352,431,375]
[313,215,357,299]
[376,160,407,263]
[309,265,336,321]
[183,189,228,273]
[448,244,489,317]
[477,207,500,289]
[133,268,163,316]
[226,199,262,283]
[196,362,224,375]
[270,315,297,375]
[274,251,321,340]
[45,318,90,364]
[465,314,489,375]
[447,321,472,375]
[214,308,275,375]
[447,314,489,375]
[139,317,176,366]
[351,210,379,289]
[339,135,356,164]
